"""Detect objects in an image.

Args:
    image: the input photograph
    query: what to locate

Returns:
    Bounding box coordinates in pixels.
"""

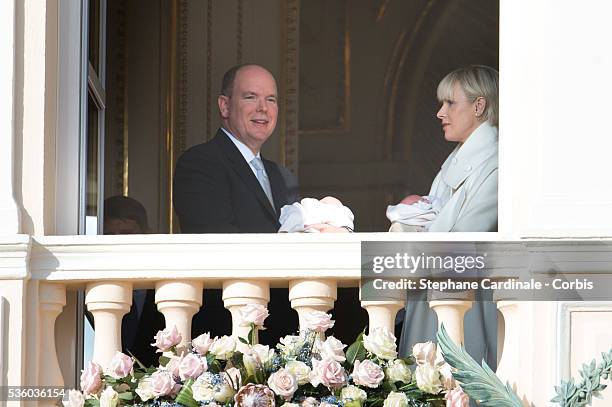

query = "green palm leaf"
[436,324,523,407]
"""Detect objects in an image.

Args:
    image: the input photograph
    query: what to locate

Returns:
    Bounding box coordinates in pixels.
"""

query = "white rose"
[415,364,442,394]
[243,350,263,377]
[319,336,346,362]
[351,359,384,388]
[213,381,235,404]
[285,360,311,385]
[363,327,397,360]
[439,362,456,390]
[278,335,304,356]
[267,368,298,400]
[209,335,236,360]
[281,404,301,407]
[135,377,154,402]
[194,387,216,403]
[385,359,412,383]
[192,372,235,403]
[412,341,437,366]
[62,390,85,407]
[252,344,275,365]
[99,386,119,407]
[192,373,213,402]
[340,385,367,403]
[383,391,408,407]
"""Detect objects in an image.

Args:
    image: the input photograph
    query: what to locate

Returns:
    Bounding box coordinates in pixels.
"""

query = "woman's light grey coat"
[428,122,498,232]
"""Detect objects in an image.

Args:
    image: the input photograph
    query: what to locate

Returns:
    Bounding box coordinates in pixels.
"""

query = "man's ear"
[218,95,230,119]
[475,96,487,117]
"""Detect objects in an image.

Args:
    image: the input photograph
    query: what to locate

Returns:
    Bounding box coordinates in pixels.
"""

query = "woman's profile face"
[436,83,481,143]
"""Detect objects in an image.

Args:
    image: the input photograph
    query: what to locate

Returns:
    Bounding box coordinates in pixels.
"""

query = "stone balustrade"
[3,233,592,406]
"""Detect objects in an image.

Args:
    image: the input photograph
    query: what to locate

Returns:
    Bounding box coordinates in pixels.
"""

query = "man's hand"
[305,223,351,233]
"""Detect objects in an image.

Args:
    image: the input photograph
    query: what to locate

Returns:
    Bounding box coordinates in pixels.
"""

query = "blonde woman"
[389,65,499,232]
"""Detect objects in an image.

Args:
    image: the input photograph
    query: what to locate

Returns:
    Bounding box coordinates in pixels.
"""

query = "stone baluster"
[359,279,406,334]
[289,279,337,333]
[222,280,270,343]
[495,301,522,385]
[38,283,66,407]
[429,299,472,345]
[155,280,203,352]
[85,282,132,368]
[361,300,405,334]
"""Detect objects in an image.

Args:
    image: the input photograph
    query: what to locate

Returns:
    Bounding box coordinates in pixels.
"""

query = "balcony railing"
[2,233,611,406]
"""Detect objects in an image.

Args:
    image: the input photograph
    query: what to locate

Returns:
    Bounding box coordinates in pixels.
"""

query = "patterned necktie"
[250,157,275,209]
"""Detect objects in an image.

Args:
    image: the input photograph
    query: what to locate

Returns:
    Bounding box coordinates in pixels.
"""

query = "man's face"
[218,66,278,153]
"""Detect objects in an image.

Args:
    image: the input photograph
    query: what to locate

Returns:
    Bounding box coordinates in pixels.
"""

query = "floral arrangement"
[64,306,468,407]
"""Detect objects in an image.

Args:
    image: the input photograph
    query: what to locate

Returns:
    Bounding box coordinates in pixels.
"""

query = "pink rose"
[108,351,133,378]
[446,386,469,407]
[239,304,269,328]
[179,353,207,380]
[267,368,298,400]
[351,359,384,388]
[310,358,347,389]
[303,311,335,333]
[192,332,215,355]
[151,370,176,397]
[80,361,103,395]
[166,355,182,378]
[152,325,182,352]
[412,341,437,366]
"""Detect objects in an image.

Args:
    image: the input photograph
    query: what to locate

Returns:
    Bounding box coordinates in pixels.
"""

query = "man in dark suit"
[174,64,298,233]
[173,64,299,344]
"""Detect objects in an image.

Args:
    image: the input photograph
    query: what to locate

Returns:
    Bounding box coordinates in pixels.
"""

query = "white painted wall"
[500,0,612,237]
[0,0,20,234]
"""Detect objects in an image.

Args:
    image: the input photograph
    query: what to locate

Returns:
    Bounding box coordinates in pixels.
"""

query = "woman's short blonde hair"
[437,65,499,127]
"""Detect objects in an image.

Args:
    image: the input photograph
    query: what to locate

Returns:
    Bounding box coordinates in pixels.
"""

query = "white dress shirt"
[221,127,262,177]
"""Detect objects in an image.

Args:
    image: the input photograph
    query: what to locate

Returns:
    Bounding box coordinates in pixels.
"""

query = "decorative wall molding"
[206,0,213,140]
[280,0,300,172]
[557,301,612,380]
[383,0,437,160]
[0,236,31,280]
[0,295,5,387]
[298,0,350,134]
[236,0,243,64]
[177,0,188,155]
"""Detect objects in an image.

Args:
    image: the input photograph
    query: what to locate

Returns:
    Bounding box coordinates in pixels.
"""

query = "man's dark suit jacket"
[173,129,298,233]
[172,129,299,345]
